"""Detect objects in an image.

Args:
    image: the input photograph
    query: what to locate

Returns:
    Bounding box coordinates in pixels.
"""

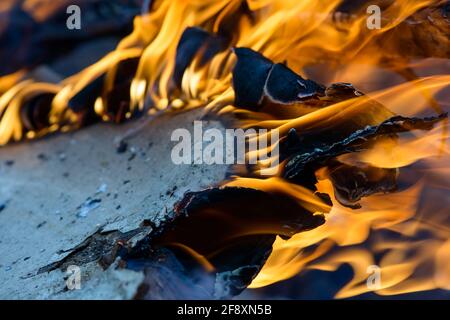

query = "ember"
[0,0,449,301]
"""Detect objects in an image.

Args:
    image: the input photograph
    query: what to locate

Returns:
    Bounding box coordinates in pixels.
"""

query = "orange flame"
[0,0,449,298]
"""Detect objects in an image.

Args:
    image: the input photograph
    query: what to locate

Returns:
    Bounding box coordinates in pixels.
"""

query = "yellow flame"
[0,0,449,298]
[250,132,450,296]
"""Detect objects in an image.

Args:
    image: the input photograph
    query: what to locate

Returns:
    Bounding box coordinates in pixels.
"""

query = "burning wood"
[232,48,326,110]
[122,186,326,299]
[282,114,447,180]
[0,0,449,301]
[0,0,142,76]
[174,27,229,89]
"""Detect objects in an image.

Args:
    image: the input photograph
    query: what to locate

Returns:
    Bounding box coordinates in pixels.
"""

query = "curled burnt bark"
[276,113,447,209]
[37,228,151,274]
[327,161,398,209]
[283,113,448,181]
[323,83,364,102]
[231,48,383,113]
[121,186,326,299]
[232,48,325,110]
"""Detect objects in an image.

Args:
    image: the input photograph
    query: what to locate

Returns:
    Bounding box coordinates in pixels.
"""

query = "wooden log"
[0,0,143,76]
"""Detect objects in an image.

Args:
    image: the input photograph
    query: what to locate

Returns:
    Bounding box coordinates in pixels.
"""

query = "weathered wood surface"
[0,108,228,299]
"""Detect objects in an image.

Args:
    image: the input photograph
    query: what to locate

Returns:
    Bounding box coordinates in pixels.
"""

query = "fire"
[0,0,449,298]
[249,168,450,297]
[245,77,449,295]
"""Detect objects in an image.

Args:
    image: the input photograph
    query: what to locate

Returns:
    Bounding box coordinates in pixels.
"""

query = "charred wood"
[0,0,142,76]
[122,186,326,299]
[283,113,448,181]
[232,48,325,110]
